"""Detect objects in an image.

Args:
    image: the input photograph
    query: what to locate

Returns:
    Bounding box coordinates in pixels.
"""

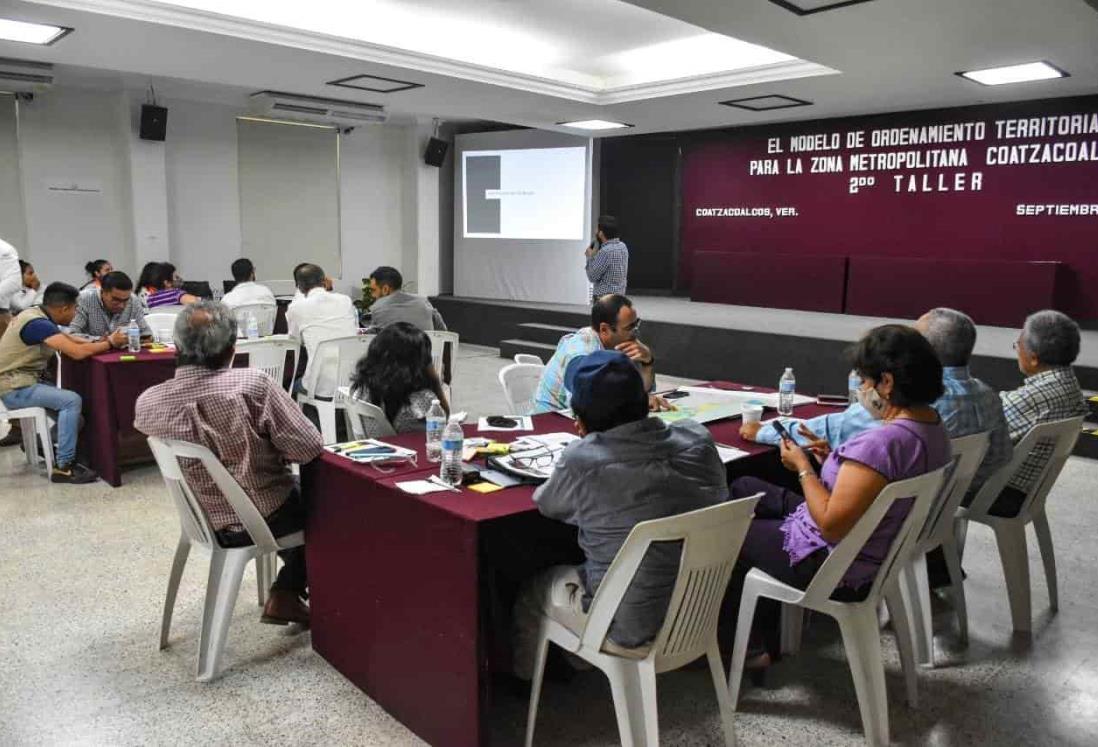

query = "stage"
[430,295,1098,395]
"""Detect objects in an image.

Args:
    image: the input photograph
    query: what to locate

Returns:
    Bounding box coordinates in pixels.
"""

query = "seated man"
[533,294,664,413]
[286,263,358,397]
[366,266,446,331]
[0,282,127,483]
[984,309,1088,516]
[220,258,276,309]
[512,350,728,678]
[69,271,149,338]
[135,302,324,625]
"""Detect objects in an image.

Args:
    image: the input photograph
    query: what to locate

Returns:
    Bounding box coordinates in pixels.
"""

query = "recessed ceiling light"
[0,18,72,45]
[958,61,1068,86]
[557,119,634,130]
[720,95,813,111]
[768,0,875,16]
[327,74,423,94]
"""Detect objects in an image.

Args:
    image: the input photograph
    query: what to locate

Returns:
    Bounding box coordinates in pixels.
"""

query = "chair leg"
[316,402,337,444]
[940,535,969,645]
[21,416,36,467]
[838,609,890,747]
[954,517,969,557]
[706,640,737,747]
[726,587,761,707]
[884,585,919,708]
[523,626,550,747]
[160,534,191,650]
[1031,510,1058,613]
[780,604,804,655]
[900,558,934,667]
[255,553,276,607]
[992,522,1032,633]
[196,549,250,681]
[605,658,659,747]
[35,412,53,476]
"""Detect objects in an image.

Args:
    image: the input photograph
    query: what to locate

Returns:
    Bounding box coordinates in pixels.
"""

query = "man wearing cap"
[512,350,729,678]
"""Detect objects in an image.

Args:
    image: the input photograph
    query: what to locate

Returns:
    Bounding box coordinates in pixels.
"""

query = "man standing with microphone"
[584,215,628,301]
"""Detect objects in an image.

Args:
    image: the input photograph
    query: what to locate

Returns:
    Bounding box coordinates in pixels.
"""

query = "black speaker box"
[424,137,449,167]
[140,104,168,141]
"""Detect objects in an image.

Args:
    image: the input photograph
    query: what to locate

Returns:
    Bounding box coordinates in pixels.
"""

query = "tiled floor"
[2,344,1095,745]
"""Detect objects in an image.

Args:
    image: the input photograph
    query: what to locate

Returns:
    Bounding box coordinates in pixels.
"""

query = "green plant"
[354,277,375,311]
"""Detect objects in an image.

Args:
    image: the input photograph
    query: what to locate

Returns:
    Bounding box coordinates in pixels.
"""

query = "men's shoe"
[50,463,100,484]
[0,429,22,447]
[261,589,310,627]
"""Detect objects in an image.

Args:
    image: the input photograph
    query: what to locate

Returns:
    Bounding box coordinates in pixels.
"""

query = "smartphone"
[662,390,689,400]
[771,419,793,443]
[344,445,396,457]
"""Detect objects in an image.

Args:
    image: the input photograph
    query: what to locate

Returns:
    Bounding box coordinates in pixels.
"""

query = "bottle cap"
[431,399,440,405]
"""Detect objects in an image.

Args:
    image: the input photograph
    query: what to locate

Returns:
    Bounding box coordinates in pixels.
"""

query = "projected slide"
[462,147,587,240]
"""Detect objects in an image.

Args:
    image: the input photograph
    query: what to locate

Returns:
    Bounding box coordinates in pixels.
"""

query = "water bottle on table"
[126,319,141,353]
[440,415,464,486]
[425,399,446,463]
[778,367,796,416]
[848,369,862,405]
[246,312,260,340]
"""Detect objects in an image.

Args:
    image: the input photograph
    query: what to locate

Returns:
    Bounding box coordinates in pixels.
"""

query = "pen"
[428,475,461,493]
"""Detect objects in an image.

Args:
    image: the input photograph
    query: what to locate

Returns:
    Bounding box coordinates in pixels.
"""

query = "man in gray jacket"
[512,350,728,678]
[367,266,446,332]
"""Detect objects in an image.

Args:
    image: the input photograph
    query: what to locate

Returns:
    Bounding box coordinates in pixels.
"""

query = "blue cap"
[564,350,646,417]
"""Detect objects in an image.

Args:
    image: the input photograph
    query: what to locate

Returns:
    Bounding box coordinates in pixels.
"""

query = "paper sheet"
[396,479,456,495]
[477,416,534,432]
[678,386,815,409]
[716,444,751,463]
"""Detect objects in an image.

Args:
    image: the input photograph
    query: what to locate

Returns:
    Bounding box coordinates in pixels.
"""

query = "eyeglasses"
[615,318,642,333]
[512,448,553,469]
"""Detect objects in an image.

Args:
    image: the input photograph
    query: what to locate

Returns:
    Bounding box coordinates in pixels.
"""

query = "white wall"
[0,95,27,254]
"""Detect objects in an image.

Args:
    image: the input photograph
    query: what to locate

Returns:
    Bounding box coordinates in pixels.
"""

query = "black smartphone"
[662,390,689,400]
[816,394,849,407]
[487,415,519,428]
[771,419,793,442]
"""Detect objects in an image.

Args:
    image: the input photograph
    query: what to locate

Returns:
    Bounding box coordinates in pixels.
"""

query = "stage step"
[515,322,575,346]
[499,339,557,363]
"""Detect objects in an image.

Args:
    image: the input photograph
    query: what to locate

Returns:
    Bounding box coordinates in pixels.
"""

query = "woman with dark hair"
[146,262,198,309]
[80,259,112,290]
[136,262,161,306]
[350,322,449,436]
[10,260,42,314]
[723,324,952,675]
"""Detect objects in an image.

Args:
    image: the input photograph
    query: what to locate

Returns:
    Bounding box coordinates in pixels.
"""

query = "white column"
[124,93,170,269]
[402,120,442,297]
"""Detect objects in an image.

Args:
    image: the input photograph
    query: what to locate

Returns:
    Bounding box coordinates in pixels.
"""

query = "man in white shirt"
[221,258,276,309]
[286,263,358,397]
[0,236,23,339]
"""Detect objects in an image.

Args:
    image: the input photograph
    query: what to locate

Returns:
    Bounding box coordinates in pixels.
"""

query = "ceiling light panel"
[720,95,813,111]
[558,120,633,130]
[0,18,72,45]
[768,0,876,15]
[327,74,423,93]
[958,61,1068,86]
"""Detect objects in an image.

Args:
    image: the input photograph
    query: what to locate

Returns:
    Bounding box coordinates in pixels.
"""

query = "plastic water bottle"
[440,415,464,486]
[778,367,796,416]
[848,369,862,405]
[246,312,260,340]
[126,319,141,353]
[425,399,445,463]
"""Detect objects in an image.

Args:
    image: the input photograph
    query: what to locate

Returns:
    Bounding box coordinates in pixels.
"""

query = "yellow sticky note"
[468,482,504,494]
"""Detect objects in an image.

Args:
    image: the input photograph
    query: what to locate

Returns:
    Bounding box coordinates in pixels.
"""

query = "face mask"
[857,385,889,420]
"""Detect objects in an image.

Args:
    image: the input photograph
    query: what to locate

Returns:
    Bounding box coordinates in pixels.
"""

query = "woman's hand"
[779,437,813,474]
[797,424,831,460]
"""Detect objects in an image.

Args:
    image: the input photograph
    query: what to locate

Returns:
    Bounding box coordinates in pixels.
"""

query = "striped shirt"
[585,238,629,298]
[147,288,188,309]
[1000,366,1087,491]
[69,287,149,337]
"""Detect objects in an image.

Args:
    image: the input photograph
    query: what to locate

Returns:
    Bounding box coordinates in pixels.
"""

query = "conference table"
[303,382,834,747]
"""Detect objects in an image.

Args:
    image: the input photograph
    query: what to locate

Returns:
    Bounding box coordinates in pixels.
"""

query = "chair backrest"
[301,334,374,399]
[235,337,298,392]
[577,495,760,669]
[498,362,545,415]
[801,465,949,607]
[514,353,543,365]
[915,432,989,550]
[966,416,1083,519]
[147,436,280,553]
[146,312,181,342]
[231,303,277,337]
[425,330,459,375]
[342,394,397,439]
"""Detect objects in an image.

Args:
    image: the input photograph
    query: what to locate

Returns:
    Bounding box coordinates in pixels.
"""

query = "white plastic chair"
[498,362,544,416]
[235,336,298,393]
[514,353,543,365]
[295,334,374,443]
[728,466,948,747]
[898,432,988,666]
[426,330,459,404]
[342,393,397,439]
[0,399,54,477]
[956,416,1083,633]
[148,436,303,682]
[231,303,277,337]
[525,496,760,747]
[146,311,181,343]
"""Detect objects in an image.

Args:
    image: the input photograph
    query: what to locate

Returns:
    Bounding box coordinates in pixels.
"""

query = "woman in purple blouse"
[726,325,952,678]
[145,262,199,309]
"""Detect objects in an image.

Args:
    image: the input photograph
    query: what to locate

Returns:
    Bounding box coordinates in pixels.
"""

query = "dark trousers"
[720,476,868,658]
[927,484,1028,587]
[215,489,307,597]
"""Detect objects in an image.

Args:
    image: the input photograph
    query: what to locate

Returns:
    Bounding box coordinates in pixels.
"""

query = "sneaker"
[51,462,99,484]
[0,427,22,447]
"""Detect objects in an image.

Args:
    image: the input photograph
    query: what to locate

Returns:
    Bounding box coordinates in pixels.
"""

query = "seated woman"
[136,261,162,306]
[725,324,951,675]
[146,262,199,309]
[349,322,449,437]
[10,260,42,314]
[80,259,112,291]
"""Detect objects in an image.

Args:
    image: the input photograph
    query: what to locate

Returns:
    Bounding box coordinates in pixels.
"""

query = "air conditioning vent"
[0,57,54,92]
[250,90,387,126]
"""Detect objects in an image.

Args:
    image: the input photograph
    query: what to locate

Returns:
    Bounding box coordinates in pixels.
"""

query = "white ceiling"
[3,0,1098,135]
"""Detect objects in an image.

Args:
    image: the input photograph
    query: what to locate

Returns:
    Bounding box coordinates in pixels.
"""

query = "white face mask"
[857,384,889,420]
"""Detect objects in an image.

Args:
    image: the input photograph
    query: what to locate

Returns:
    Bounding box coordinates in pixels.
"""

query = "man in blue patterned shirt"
[585,215,628,299]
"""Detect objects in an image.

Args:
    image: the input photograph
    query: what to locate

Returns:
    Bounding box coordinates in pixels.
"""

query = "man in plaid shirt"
[986,310,1087,517]
[136,302,323,626]
[585,215,628,299]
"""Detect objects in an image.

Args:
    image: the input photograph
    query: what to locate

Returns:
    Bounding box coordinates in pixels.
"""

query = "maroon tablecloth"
[304,383,835,747]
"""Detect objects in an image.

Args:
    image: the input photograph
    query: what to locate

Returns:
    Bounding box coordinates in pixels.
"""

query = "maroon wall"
[680,95,1098,322]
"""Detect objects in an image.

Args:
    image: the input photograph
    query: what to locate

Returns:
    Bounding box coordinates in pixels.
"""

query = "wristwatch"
[797,469,813,483]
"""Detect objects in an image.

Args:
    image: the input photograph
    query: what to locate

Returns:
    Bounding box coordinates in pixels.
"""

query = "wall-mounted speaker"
[424,136,449,167]
[139,104,168,141]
